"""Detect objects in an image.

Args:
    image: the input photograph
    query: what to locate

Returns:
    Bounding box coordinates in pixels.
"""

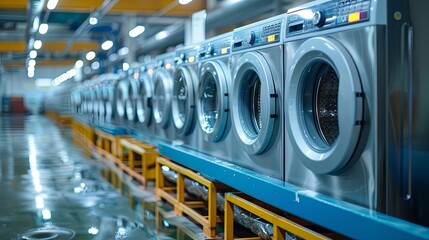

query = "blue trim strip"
[158,143,429,239]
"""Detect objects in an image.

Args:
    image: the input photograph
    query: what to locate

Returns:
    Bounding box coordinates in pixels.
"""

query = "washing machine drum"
[152,70,172,129]
[114,80,130,119]
[87,90,96,114]
[287,37,363,174]
[232,52,278,155]
[125,78,139,122]
[172,66,196,135]
[197,61,229,142]
[136,74,153,125]
[105,83,116,121]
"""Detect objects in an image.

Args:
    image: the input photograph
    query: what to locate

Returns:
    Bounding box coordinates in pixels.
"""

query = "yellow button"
[267,35,276,42]
[188,56,195,63]
[165,63,172,70]
[221,47,229,54]
[348,12,361,22]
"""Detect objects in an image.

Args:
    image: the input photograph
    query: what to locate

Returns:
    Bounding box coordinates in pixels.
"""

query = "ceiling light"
[75,60,83,68]
[129,25,145,38]
[155,31,169,40]
[33,17,40,31]
[122,62,129,71]
[178,0,193,5]
[86,51,96,61]
[34,40,42,49]
[91,61,100,70]
[39,23,48,34]
[28,71,35,78]
[28,59,36,67]
[29,50,38,59]
[101,40,113,51]
[89,17,98,25]
[118,47,129,56]
[47,0,59,10]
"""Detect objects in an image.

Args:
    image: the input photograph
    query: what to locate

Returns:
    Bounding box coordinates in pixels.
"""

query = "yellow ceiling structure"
[0,0,27,10]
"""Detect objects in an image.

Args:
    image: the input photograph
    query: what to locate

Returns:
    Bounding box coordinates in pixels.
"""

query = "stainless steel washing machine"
[284,0,429,226]
[152,52,176,142]
[171,45,199,147]
[113,72,131,126]
[230,14,285,180]
[195,32,234,162]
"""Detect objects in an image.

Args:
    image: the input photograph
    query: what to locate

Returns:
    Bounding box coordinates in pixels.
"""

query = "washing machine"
[152,52,176,143]
[195,32,234,162]
[284,0,381,209]
[103,74,119,124]
[112,72,131,127]
[124,68,140,124]
[171,45,199,147]
[230,14,285,180]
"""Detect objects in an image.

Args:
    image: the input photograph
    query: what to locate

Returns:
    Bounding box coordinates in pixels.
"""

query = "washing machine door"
[105,82,116,121]
[172,66,196,135]
[287,37,363,174]
[87,90,96,114]
[136,73,153,125]
[197,61,229,142]
[152,70,172,129]
[114,80,129,119]
[232,52,278,155]
[126,77,139,122]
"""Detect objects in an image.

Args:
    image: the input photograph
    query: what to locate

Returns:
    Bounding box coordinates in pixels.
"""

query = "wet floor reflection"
[0,115,206,240]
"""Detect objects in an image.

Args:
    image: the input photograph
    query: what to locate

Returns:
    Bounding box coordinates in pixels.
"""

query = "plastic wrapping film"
[161,167,303,240]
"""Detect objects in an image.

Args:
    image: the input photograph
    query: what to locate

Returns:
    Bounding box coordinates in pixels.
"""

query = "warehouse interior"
[1,0,429,239]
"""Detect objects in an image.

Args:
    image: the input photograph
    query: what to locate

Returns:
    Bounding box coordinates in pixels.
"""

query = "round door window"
[136,74,153,125]
[126,78,138,121]
[173,67,196,135]
[115,80,129,118]
[153,70,172,129]
[232,52,278,155]
[197,61,229,142]
[286,37,363,174]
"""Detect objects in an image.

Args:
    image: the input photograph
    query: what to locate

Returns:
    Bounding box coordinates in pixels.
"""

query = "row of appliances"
[71,0,428,227]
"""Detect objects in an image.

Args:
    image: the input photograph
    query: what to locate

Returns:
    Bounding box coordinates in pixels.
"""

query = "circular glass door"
[126,78,139,121]
[153,70,172,129]
[286,37,363,174]
[105,81,116,122]
[232,52,278,155]
[136,73,153,125]
[172,66,196,135]
[114,80,129,119]
[197,61,229,142]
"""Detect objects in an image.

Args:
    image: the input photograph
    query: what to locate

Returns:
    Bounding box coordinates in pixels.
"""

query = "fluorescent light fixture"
[178,0,193,5]
[34,40,42,49]
[108,53,118,62]
[42,209,51,220]
[86,51,96,61]
[47,0,59,10]
[33,17,39,31]
[129,25,145,38]
[39,23,48,34]
[35,78,52,87]
[28,59,36,67]
[101,40,113,50]
[67,69,77,77]
[75,60,83,68]
[89,17,98,25]
[29,50,38,59]
[118,47,129,56]
[91,61,100,70]
[155,30,169,40]
[122,62,129,71]
[28,71,35,78]
[88,227,99,235]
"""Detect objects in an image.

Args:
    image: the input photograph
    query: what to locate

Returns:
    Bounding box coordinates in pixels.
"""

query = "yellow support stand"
[224,193,332,240]
[45,110,72,126]
[71,119,95,153]
[116,137,158,188]
[156,156,229,238]
[94,129,127,159]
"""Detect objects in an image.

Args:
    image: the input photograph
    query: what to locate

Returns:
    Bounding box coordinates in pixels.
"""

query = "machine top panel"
[197,33,232,60]
[286,0,372,37]
[232,14,285,52]
[175,46,198,65]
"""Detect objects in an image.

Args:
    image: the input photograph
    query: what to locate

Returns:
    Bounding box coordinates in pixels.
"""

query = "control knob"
[207,46,215,55]
[179,53,186,61]
[158,60,164,68]
[247,31,256,44]
[312,11,326,27]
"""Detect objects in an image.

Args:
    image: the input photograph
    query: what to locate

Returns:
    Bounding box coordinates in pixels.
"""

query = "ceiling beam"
[0,41,26,52]
[0,40,98,53]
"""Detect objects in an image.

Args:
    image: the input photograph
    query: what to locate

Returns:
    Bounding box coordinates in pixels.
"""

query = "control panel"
[233,18,282,51]
[197,37,231,60]
[175,47,198,65]
[156,57,175,70]
[286,0,370,37]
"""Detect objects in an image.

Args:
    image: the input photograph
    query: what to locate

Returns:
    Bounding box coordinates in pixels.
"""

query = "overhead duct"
[137,0,276,55]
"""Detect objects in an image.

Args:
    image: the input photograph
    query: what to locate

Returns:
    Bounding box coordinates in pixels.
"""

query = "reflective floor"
[0,115,199,239]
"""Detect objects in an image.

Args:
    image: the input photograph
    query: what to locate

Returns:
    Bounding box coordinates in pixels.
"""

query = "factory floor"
[0,115,198,239]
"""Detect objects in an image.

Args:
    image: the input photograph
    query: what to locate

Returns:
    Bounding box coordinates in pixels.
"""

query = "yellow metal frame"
[156,156,228,238]
[45,110,72,126]
[71,119,95,152]
[94,129,127,159]
[116,137,157,188]
[224,193,330,240]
